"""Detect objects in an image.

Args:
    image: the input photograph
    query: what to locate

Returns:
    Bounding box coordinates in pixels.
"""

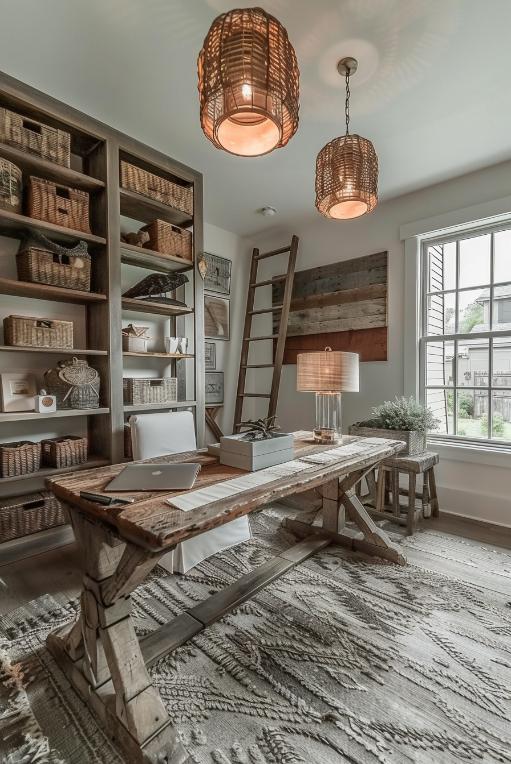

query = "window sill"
[427,437,511,469]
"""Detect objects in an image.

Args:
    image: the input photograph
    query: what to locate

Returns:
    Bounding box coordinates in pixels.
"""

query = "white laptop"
[105,463,201,492]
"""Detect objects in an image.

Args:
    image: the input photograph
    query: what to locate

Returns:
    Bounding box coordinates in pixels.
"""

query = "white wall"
[252,159,511,528]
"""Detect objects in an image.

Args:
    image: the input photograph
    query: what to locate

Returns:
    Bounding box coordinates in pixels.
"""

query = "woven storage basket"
[0,158,22,213]
[16,242,91,292]
[44,357,100,410]
[123,377,177,406]
[0,491,66,542]
[4,314,73,349]
[120,161,193,216]
[41,435,88,468]
[142,219,193,261]
[348,425,425,456]
[0,108,70,167]
[28,176,90,233]
[0,441,41,478]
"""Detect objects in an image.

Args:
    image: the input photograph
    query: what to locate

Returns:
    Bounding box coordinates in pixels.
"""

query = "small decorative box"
[122,324,150,353]
[219,433,294,472]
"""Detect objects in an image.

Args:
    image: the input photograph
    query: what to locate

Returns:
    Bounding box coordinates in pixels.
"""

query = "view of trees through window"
[422,227,511,443]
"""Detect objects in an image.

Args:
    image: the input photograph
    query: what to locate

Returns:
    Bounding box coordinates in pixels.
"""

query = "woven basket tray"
[0,491,66,543]
[123,377,177,405]
[0,440,41,478]
[120,160,193,216]
[41,435,88,468]
[4,314,73,349]
[0,107,70,167]
[142,219,193,261]
[28,176,90,233]
[0,157,22,213]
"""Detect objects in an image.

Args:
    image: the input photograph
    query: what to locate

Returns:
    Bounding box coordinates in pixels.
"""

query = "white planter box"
[219,433,294,471]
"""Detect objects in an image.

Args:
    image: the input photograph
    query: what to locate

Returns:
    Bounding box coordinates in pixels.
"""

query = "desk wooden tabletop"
[47,434,404,551]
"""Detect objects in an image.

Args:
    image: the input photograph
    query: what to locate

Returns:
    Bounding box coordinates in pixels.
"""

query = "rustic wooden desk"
[46,434,405,764]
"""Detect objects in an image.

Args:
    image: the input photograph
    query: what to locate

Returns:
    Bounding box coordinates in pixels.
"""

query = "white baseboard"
[437,485,511,528]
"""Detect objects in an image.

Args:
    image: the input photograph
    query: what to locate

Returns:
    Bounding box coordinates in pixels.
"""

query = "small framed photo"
[205,342,216,371]
[203,252,232,295]
[205,295,230,341]
[205,371,224,405]
[0,371,37,412]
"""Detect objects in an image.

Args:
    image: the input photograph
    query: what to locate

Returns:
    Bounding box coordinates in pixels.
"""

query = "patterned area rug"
[1,507,511,763]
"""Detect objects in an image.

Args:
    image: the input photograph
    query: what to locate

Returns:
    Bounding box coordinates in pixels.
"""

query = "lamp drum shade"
[315,134,378,219]
[296,349,359,392]
[198,7,299,157]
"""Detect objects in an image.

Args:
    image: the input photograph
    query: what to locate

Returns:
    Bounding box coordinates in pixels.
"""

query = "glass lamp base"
[314,392,342,444]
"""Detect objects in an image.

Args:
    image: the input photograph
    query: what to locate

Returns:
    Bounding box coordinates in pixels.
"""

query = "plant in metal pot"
[351,396,439,455]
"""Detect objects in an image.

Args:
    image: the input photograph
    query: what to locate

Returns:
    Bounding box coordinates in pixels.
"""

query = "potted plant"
[349,396,439,455]
[220,416,294,471]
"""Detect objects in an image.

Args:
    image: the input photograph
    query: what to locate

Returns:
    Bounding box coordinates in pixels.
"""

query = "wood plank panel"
[280,326,388,363]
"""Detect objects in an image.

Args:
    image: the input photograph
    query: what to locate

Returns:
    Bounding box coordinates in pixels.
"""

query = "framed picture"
[205,295,230,341]
[205,371,224,405]
[204,252,232,295]
[0,371,37,412]
[205,342,216,371]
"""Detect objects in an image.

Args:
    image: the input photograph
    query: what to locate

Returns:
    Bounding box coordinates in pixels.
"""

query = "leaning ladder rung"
[243,334,279,341]
[254,246,291,260]
[250,275,286,288]
[241,364,275,368]
[248,305,283,315]
[237,393,271,398]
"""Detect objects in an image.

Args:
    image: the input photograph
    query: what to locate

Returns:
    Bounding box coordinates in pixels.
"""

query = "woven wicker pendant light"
[198,7,299,157]
[315,58,378,220]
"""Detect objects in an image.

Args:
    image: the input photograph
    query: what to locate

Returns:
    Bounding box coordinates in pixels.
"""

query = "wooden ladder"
[233,235,299,430]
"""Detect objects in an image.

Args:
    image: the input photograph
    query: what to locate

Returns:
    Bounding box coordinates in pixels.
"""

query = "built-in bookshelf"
[0,71,204,501]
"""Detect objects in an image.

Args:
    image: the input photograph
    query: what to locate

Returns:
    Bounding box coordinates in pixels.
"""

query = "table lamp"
[296,347,359,444]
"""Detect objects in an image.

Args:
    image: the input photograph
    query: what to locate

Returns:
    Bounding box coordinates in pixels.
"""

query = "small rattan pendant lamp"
[315,57,378,220]
[198,7,299,157]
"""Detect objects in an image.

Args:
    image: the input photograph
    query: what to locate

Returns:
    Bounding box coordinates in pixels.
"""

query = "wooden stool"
[371,451,440,535]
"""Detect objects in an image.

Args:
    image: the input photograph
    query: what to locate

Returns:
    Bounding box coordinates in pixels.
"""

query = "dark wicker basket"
[0,157,22,213]
[4,314,73,349]
[44,357,100,410]
[123,377,177,405]
[0,491,66,542]
[41,435,88,468]
[0,107,71,167]
[0,441,41,478]
[17,245,91,292]
[142,219,193,261]
[28,176,90,233]
[120,160,193,216]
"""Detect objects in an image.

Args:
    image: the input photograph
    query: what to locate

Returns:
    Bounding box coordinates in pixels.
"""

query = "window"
[421,225,511,445]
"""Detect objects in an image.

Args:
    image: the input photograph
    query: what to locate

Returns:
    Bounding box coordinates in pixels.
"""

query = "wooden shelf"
[0,457,109,485]
[0,143,105,191]
[0,345,107,356]
[0,277,107,304]
[123,351,193,359]
[121,242,194,273]
[0,407,109,423]
[120,188,193,228]
[122,297,193,316]
[124,401,196,413]
[0,207,106,245]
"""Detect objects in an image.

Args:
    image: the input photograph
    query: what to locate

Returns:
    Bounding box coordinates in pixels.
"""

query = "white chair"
[129,411,251,573]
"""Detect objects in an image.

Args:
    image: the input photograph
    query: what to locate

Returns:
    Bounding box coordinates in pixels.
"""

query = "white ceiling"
[1,0,510,236]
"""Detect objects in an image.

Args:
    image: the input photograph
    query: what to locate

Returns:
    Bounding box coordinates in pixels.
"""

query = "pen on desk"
[79,491,135,506]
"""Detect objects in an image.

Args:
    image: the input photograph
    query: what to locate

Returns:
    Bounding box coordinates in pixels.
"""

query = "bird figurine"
[123,272,189,302]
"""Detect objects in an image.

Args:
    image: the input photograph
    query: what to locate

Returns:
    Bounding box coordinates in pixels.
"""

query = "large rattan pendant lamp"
[315,57,378,220]
[198,7,299,157]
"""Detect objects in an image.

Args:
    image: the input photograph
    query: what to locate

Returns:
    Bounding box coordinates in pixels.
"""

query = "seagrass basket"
[123,377,177,406]
[41,435,88,468]
[28,176,90,233]
[0,158,22,213]
[120,160,193,216]
[0,107,70,167]
[0,441,41,478]
[44,357,100,410]
[4,314,73,349]
[0,491,66,542]
[142,219,193,261]
[17,233,91,292]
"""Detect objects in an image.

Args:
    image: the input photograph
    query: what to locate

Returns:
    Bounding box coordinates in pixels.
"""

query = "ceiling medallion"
[198,7,299,157]
[315,57,378,220]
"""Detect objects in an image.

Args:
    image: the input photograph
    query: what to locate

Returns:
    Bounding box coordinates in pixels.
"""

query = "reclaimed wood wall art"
[273,251,388,363]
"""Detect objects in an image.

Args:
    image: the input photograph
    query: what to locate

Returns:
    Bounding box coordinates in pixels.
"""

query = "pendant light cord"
[345,70,350,135]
